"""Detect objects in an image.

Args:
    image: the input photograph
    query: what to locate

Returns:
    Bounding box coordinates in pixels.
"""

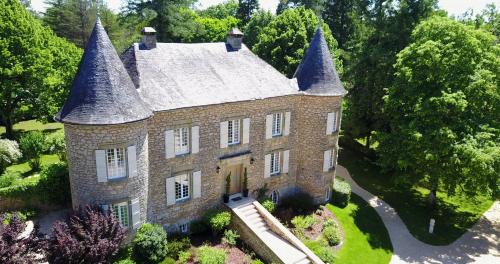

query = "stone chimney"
[226,28,244,50]
[141,27,157,49]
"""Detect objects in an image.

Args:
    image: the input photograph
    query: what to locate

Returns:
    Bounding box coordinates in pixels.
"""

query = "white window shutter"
[130,198,141,229]
[166,177,176,205]
[282,150,290,173]
[284,112,291,136]
[323,150,332,172]
[191,126,199,154]
[242,118,250,144]
[165,130,175,158]
[265,114,273,139]
[193,170,201,198]
[127,145,137,178]
[95,150,107,182]
[264,154,271,178]
[326,112,334,135]
[220,121,228,148]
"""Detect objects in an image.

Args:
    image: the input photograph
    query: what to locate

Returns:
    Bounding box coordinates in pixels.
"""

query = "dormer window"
[106,148,127,179]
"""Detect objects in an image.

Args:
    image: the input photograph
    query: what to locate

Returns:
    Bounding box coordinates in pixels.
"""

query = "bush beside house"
[332,179,351,208]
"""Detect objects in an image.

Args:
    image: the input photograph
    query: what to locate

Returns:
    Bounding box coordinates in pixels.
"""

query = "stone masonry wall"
[64,120,149,225]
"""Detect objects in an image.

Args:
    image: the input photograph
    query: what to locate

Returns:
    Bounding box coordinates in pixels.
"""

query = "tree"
[378,16,500,202]
[0,139,22,175]
[253,7,342,78]
[124,0,199,42]
[243,9,273,49]
[236,0,259,25]
[133,223,169,263]
[0,0,81,139]
[198,0,239,19]
[19,131,45,171]
[193,15,239,42]
[458,3,500,39]
[0,213,43,264]
[344,0,437,148]
[47,205,126,264]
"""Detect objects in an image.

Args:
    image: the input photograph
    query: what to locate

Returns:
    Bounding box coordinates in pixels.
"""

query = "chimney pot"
[226,28,244,50]
[141,27,157,49]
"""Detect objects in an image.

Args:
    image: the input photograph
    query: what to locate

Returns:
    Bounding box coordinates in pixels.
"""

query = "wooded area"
[1,0,499,200]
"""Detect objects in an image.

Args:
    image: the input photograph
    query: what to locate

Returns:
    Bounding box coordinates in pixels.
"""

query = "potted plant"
[223,172,231,203]
[242,168,249,197]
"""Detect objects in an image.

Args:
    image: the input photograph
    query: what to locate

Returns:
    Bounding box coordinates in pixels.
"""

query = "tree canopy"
[252,7,342,78]
[378,15,500,198]
[0,0,81,139]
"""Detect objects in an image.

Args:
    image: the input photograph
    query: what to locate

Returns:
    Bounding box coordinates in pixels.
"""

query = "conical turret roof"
[55,18,152,125]
[293,27,346,95]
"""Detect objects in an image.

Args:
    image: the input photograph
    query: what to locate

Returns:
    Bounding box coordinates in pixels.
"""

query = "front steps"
[228,198,323,264]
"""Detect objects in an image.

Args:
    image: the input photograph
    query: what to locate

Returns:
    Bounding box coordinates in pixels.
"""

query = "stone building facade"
[56,18,346,232]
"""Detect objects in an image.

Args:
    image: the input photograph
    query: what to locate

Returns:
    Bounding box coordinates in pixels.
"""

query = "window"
[329,149,336,170]
[325,188,332,202]
[112,202,129,228]
[270,190,279,204]
[174,127,190,155]
[179,223,189,233]
[332,112,338,132]
[175,174,190,201]
[270,152,280,175]
[106,148,127,179]
[272,113,282,136]
[228,119,240,145]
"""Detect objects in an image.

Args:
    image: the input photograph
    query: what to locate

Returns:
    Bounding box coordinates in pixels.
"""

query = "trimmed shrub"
[38,162,70,205]
[0,172,21,188]
[222,229,239,246]
[280,191,315,213]
[133,223,169,264]
[167,236,190,259]
[291,215,315,230]
[261,198,275,213]
[189,219,208,234]
[332,180,351,208]
[0,139,22,175]
[197,246,226,264]
[47,205,125,264]
[323,225,341,246]
[178,251,192,264]
[323,219,338,228]
[0,213,43,264]
[303,239,336,263]
[203,208,231,233]
[19,131,45,171]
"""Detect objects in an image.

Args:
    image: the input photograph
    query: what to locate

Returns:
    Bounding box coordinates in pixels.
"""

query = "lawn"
[4,154,60,177]
[0,119,63,137]
[327,194,393,264]
[338,147,494,245]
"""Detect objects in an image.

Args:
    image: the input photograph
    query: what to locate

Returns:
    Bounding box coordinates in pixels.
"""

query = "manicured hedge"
[332,179,351,208]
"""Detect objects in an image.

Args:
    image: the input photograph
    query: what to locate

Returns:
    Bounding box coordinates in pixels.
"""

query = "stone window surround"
[103,196,132,230]
[221,115,246,147]
[98,141,135,181]
[267,147,287,177]
[167,168,196,205]
[166,121,197,157]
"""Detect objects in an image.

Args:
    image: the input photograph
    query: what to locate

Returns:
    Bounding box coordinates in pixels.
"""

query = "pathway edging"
[336,165,499,264]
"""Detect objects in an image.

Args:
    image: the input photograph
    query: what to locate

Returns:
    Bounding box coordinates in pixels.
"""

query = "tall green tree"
[243,9,273,49]
[192,14,239,42]
[0,0,81,139]
[236,0,259,24]
[344,0,437,147]
[253,7,342,78]
[459,3,499,39]
[198,0,238,19]
[378,16,500,201]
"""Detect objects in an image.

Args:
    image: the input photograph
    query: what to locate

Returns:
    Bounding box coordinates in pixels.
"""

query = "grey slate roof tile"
[55,18,152,125]
[293,27,347,96]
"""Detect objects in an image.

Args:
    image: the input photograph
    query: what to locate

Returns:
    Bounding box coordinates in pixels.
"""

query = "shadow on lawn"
[349,194,393,252]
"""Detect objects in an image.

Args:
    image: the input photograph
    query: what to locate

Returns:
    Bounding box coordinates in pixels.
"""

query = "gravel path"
[336,165,500,264]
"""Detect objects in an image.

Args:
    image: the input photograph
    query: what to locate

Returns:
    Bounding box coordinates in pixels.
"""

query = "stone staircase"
[228,198,323,264]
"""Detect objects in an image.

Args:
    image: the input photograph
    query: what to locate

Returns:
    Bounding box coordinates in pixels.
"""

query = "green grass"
[327,194,393,264]
[4,154,60,177]
[0,119,63,137]
[338,147,494,245]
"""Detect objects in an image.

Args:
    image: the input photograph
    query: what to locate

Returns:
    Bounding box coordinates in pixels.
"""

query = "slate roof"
[121,43,300,111]
[55,18,152,125]
[293,27,347,96]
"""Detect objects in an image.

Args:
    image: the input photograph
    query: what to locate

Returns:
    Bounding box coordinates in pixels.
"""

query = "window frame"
[329,149,336,170]
[272,112,283,137]
[332,111,338,133]
[174,127,190,156]
[227,119,241,145]
[112,202,130,228]
[179,223,189,233]
[175,173,191,202]
[106,148,127,180]
[270,190,280,204]
[270,151,281,176]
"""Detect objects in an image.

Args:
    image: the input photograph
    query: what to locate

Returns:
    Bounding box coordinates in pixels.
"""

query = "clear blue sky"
[31,0,499,17]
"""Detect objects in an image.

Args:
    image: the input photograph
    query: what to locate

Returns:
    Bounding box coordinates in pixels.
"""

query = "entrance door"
[228,164,242,195]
